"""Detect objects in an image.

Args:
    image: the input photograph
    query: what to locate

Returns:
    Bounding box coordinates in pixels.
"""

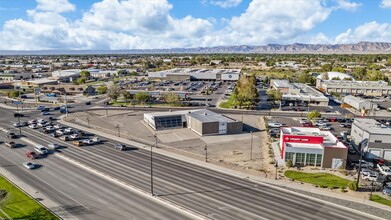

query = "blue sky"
[0,0,390,50]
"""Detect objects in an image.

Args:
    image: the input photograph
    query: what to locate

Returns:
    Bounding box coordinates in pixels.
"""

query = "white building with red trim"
[280,127,348,168]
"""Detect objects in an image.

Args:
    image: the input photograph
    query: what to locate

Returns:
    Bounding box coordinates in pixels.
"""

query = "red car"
[26,151,38,159]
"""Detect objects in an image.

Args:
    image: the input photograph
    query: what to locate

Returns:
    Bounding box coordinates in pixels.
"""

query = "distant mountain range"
[1,42,390,55]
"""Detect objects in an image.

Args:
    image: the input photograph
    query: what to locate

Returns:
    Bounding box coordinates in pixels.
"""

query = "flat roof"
[353,118,391,135]
[188,109,236,123]
[281,126,342,147]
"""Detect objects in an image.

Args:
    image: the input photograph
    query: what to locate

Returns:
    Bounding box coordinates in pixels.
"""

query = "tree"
[122,90,132,105]
[76,77,86,85]
[332,66,344,73]
[6,91,20,98]
[322,64,332,72]
[135,91,150,104]
[97,85,108,94]
[297,72,315,85]
[352,68,366,80]
[266,89,282,101]
[108,84,120,101]
[162,92,180,105]
[307,110,322,120]
[80,70,90,78]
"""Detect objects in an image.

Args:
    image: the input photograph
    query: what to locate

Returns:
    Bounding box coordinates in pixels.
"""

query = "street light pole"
[205,144,208,162]
[275,160,278,180]
[250,131,253,160]
[116,124,120,137]
[17,116,22,137]
[151,134,157,196]
[87,116,90,128]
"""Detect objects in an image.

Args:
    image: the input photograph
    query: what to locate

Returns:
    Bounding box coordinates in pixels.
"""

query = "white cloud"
[333,0,361,11]
[335,21,391,43]
[213,0,332,45]
[380,0,391,8]
[36,0,76,13]
[210,0,242,8]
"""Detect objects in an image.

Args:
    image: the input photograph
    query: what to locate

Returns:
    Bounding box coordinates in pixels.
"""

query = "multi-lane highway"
[0,107,388,220]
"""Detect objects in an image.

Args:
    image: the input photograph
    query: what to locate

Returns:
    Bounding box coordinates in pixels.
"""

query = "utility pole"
[17,115,22,136]
[64,92,68,118]
[116,124,120,137]
[205,144,208,162]
[250,131,253,160]
[275,160,278,180]
[87,116,90,128]
[105,105,108,118]
[151,134,157,196]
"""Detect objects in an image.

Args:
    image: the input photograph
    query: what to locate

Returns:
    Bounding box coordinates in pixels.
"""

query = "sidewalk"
[271,142,285,167]
[59,116,391,217]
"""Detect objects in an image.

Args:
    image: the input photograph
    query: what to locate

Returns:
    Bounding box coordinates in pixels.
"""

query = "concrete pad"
[201,133,252,144]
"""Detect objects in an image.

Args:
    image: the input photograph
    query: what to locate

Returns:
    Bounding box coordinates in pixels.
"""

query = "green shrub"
[286,160,293,168]
[340,186,346,192]
[348,181,358,191]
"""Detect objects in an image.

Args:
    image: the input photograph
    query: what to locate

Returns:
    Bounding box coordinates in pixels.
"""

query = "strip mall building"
[279,127,347,168]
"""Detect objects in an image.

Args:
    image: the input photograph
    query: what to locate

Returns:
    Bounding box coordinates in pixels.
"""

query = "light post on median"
[204,144,208,162]
[250,131,253,160]
[115,124,120,137]
[151,134,157,196]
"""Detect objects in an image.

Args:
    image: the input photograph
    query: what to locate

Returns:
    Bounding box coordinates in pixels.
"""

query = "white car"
[319,126,331,130]
[28,119,37,124]
[268,122,282,128]
[82,139,94,145]
[56,129,65,135]
[23,162,36,169]
[41,112,50,115]
[299,118,308,124]
[34,145,48,154]
[47,143,60,149]
[54,124,62,129]
[362,172,378,181]
[383,187,391,196]
[70,133,80,140]
[64,128,74,133]
[37,118,45,123]
[29,124,38,129]
[378,165,391,176]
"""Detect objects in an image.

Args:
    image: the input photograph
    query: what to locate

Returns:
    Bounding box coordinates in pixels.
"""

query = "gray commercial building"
[148,68,241,82]
[144,109,242,136]
[350,118,391,161]
[316,79,391,96]
[343,95,378,111]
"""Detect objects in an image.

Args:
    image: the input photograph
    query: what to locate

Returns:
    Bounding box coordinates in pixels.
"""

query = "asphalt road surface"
[0,107,387,220]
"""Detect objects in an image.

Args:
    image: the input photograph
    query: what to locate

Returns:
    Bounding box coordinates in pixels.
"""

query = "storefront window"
[316,154,322,166]
[285,152,294,162]
[296,153,305,165]
[306,154,316,166]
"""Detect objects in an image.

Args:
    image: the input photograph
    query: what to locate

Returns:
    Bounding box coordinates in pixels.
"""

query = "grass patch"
[370,195,391,207]
[0,175,58,220]
[284,171,351,188]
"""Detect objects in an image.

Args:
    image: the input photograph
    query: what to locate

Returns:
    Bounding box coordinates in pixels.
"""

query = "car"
[29,124,38,129]
[72,140,83,147]
[361,168,373,176]
[378,165,391,176]
[85,101,91,105]
[6,132,17,139]
[21,121,28,126]
[52,106,61,111]
[60,136,69,141]
[23,162,36,169]
[316,122,327,127]
[41,112,50,115]
[13,112,24,117]
[64,128,74,133]
[362,172,378,181]
[56,129,65,135]
[26,151,38,159]
[340,131,349,137]
[54,124,62,129]
[319,126,331,130]
[383,187,391,196]
[114,144,127,151]
[82,139,94,145]
[37,118,45,123]
[28,119,37,124]
[70,133,80,140]
[12,122,22,127]
[36,106,46,110]
[47,143,60,149]
[5,141,15,148]
[268,122,282,128]
[34,145,48,154]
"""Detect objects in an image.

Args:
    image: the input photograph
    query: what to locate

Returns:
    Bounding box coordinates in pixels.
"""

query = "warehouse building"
[317,79,391,96]
[343,95,378,111]
[148,68,241,81]
[350,118,391,161]
[280,127,348,168]
[144,109,242,136]
[271,80,329,106]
